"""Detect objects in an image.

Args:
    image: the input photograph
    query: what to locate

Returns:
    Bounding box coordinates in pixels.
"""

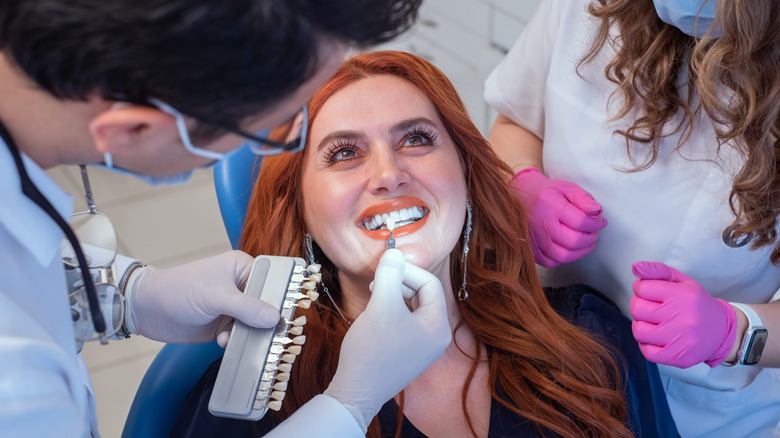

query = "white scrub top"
[0,138,99,437]
[0,136,364,438]
[484,0,780,436]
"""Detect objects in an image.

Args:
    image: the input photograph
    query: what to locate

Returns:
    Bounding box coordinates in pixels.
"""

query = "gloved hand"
[323,249,451,432]
[630,261,737,368]
[509,167,607,267]
[125,250,280,345]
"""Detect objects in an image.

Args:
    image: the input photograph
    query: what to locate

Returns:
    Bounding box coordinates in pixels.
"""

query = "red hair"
[241,51,631,438]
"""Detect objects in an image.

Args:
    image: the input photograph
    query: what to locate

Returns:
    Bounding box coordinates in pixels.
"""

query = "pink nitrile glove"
[630,261,737,368]
[509,167,607,268]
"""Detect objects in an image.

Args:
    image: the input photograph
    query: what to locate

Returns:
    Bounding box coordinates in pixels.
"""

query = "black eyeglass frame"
[109,94,308,156]
[196,105,308,156]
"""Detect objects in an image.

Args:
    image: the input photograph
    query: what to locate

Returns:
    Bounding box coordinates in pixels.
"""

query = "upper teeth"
[363,207,424,231]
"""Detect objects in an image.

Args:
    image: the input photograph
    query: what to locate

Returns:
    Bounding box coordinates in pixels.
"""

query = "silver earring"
[304,233,316,265]
[303,233,351,325]
[457,199,472,301]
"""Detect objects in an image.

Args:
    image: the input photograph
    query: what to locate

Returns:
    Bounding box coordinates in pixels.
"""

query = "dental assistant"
[484,0,780,436]
[0,1,454,437]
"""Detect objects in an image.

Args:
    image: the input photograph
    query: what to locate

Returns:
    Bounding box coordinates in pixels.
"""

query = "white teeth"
[362,207,425,230]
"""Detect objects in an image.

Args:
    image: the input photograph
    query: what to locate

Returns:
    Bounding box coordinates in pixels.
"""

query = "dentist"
[0,1,451,437]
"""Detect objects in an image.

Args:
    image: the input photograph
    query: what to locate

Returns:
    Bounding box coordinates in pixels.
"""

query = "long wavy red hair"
[241,51,631,438]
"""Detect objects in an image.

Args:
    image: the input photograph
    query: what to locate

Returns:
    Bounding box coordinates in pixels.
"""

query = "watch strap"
[112,261,145,339]
[731,303,764,331]
[725,302,766,366]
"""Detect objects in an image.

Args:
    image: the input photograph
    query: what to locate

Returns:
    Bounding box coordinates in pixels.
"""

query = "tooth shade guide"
[209,256,322,421]
[386,216,396,249]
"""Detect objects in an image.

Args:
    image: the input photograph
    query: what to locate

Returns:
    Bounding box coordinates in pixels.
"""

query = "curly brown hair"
[581,0,780,262]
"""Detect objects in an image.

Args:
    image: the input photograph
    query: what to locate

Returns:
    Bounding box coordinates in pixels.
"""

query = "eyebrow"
[315,116,439,151]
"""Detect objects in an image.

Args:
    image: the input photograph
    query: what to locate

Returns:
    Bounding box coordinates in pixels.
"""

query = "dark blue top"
[169,284,679,437]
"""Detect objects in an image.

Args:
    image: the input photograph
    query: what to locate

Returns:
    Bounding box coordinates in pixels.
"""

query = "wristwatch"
[722,303,768,366]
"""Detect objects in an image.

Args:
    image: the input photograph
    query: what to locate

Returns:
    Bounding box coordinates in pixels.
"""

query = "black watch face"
[743,329,769,365]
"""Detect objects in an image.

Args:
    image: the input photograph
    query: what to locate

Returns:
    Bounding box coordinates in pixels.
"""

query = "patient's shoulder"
[544,283,629,337]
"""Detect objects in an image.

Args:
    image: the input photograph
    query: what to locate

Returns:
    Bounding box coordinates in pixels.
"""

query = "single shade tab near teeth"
[363,207,425,231]
[386,217,396,249]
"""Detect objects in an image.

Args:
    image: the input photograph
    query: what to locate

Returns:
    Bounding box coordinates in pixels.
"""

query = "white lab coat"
[0,139,97,437]
[0,139,362,438]
[484,0,780,436]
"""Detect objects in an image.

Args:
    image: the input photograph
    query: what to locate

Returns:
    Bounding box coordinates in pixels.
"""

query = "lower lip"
[360,214,429,241]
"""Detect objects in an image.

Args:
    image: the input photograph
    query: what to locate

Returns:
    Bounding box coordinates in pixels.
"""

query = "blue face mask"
[98,153,196,186]
[653,0,719,38]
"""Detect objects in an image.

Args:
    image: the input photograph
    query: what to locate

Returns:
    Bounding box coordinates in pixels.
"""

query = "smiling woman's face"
[301,74,467,284]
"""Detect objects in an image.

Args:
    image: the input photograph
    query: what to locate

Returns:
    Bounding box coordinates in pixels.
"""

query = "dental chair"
[121,143,679,437]
[121,145,261,438]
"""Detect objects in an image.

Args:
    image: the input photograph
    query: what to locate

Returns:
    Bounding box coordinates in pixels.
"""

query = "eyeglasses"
[62,165,122,348]
[146,98,308,160]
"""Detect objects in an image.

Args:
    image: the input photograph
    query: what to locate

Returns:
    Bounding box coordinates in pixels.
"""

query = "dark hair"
[0,0,421,138]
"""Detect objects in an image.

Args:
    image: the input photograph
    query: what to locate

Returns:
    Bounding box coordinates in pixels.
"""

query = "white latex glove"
[125,250,280,344]
[323,249,451,432]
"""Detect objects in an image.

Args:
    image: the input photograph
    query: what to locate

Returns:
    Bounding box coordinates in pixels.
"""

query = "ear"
[88,104,178,154]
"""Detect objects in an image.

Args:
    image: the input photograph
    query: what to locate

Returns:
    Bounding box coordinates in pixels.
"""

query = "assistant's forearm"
[737,300,780,367]
[487,114,544,173]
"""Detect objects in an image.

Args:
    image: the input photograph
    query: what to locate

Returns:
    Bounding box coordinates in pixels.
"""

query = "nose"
[367,149,409,194]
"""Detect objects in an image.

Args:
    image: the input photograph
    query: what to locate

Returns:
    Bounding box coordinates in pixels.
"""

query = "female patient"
[171,51,675,437]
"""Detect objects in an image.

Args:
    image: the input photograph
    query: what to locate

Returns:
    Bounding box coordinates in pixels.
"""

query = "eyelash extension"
[322,139,359,164]
[402,125,439,146]
[322,125,439,165]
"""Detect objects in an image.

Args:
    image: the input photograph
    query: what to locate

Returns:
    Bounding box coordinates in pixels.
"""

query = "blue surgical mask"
[653,0,719,38]
[99,153,195,186]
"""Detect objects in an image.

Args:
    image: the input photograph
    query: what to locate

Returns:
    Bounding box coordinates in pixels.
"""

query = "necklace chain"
[305,234,351,326]
[321,283,351,326]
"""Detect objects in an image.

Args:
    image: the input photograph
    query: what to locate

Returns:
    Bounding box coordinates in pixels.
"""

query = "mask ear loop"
[102,102,134,169]
[457,199,472,301]
[147,97,225,161]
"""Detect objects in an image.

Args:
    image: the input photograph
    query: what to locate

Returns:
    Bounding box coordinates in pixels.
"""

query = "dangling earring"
[303,233,352,325]
[304,232,316,265]
[457,199,472,301]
